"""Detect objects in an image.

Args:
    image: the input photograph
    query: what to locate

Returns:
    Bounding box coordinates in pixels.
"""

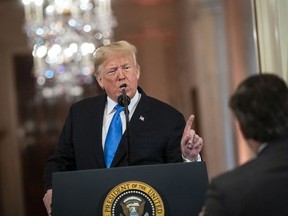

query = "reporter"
[199,73,288,216]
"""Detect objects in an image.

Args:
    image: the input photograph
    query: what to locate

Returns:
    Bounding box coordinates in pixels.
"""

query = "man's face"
[96,53,140,102]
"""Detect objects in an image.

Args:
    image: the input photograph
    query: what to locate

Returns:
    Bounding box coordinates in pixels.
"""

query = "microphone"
[117,88,131,165]
[117,89,131,109]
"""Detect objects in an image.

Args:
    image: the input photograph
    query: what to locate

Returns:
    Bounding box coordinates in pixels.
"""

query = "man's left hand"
[181,114,204,161]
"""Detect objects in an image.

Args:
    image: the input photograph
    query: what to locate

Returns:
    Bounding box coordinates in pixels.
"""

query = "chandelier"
[21,0,117,100]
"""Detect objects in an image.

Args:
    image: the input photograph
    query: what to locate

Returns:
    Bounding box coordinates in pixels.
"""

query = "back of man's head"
[229,73,288,142]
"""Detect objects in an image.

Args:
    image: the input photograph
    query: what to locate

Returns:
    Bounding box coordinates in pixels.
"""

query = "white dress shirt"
[102,90,141,149]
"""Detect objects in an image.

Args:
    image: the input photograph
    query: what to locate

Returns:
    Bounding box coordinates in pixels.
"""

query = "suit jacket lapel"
[91,95,107,168]
[129,94,151,144]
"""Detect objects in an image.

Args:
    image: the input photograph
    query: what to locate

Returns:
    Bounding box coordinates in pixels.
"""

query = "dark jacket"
[44,87,185,190]
[203,137,288,216]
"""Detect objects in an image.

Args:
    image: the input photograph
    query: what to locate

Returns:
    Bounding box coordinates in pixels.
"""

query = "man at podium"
[43,40,204,216]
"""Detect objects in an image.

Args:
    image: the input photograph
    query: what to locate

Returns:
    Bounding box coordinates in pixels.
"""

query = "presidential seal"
[102,181,165,216]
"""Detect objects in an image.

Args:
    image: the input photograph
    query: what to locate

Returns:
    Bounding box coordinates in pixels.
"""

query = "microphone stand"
[118,89,131,166]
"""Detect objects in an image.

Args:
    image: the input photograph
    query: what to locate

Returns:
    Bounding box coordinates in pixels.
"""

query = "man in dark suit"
[199,73,288,216]
[42,40,204,215]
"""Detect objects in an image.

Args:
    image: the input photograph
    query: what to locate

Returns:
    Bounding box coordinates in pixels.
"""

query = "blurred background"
[0,0,287,215]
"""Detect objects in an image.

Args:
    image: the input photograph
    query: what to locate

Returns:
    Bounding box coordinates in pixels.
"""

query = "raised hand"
[180,115,203,161]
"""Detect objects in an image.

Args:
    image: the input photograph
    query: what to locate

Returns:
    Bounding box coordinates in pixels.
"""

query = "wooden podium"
[52,162,209,216]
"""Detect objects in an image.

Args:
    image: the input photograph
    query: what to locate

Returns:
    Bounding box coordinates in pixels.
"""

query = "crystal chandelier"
[21,0,117,100]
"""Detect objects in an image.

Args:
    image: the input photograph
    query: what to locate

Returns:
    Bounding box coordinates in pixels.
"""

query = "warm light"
[22,0,31,6]
[37,76,45,85]
[83,24,92,32]
[80,43,95,55]
[47,44,61,59]
[45,5,54,14]
[35,45,47,58]
[34,0,43,6]
[69,43,78,52]
[22,0,117,99]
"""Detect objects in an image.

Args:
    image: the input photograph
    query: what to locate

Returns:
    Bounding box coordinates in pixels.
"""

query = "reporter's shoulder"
[211,159,258,189]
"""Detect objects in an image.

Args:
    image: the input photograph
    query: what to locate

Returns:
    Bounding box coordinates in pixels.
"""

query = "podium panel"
[52,162,209,216]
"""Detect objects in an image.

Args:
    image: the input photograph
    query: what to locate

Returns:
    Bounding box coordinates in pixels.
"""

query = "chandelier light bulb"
[22,0,116,100]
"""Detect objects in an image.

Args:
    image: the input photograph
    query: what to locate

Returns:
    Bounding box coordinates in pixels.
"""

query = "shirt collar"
[106,97,118,115]
[106,90,140,114]
[257,142,268,154]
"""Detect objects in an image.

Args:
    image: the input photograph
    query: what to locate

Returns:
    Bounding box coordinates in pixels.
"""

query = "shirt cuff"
[182,153,202,162]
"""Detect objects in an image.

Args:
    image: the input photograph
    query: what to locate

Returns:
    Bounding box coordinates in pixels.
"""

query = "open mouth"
[120,83,127,90]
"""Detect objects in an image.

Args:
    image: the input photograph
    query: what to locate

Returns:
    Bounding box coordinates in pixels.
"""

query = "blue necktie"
[104,104,124,168]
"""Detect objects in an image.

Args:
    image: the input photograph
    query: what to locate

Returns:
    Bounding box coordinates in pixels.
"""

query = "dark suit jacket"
[44,87,185,190]
[203,137,288,216]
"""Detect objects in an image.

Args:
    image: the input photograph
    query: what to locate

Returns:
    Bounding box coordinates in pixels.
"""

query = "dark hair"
[229,73,288,142]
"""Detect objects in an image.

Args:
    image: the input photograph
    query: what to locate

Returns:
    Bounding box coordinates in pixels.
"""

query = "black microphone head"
[117,89,131,107]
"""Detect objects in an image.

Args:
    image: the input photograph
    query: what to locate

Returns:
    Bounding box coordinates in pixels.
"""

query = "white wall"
[254,0,288,80]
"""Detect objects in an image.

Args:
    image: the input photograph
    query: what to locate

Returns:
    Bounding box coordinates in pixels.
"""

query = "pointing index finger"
[185,114,195,132]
